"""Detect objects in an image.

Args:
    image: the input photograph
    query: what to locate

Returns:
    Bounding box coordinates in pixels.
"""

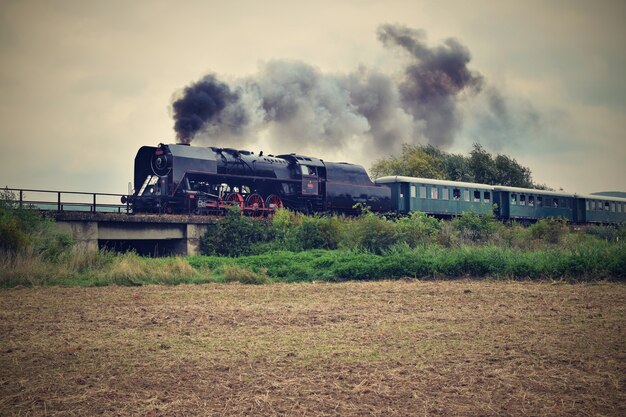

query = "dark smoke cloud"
[377,24,483,147]
[171,74,241,143]
[171,24,524,154]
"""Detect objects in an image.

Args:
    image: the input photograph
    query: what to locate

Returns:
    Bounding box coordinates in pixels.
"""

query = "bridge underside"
[51,213,215,256]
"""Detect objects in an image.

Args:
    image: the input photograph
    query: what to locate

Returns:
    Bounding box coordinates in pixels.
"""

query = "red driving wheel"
[245,193,265,217]
[224,193,244,210]
[265,194,283,212]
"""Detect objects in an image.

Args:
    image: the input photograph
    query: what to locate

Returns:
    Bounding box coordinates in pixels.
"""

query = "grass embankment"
[1,243,624,287]
[1,281,624,416]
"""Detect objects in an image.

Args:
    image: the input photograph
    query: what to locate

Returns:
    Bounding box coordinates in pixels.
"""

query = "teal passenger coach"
[375,176,626,223]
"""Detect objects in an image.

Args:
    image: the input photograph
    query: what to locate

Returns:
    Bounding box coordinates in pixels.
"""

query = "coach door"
[301,165,319,196]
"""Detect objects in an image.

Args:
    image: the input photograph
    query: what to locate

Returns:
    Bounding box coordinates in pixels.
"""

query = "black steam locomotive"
[125,143,391,215]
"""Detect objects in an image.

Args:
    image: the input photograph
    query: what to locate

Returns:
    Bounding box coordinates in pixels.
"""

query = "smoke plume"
[377,24,483,147]
[171,24,522,154]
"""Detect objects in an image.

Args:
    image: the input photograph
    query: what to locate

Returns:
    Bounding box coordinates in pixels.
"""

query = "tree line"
[370,143,550,189]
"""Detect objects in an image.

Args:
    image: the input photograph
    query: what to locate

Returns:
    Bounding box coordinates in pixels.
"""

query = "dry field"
[1,280,624,416]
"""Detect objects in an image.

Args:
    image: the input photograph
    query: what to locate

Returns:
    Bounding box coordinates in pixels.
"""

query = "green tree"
[468,143,497,184]
[371,144,445,179]
[494,154,533,187]
[370,142,545,189]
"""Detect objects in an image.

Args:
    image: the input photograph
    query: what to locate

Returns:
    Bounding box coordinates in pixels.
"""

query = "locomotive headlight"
[151,153,171,176]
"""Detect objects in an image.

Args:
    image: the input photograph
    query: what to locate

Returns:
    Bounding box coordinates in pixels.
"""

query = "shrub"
[396,212,441,247]
[351,213,398,254]
[222,264,269,285]
[0,188,72,257]
[452,209,497,243]
[585,225,620,243]
[528,217,569,244]
[199,206,273,256]
[290,215,341,250]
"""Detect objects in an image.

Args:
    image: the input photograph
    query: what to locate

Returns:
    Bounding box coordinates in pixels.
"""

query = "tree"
[369,142,547,189]
[371,144,445,179]
[494,154,533,187]
[468,143,497,184]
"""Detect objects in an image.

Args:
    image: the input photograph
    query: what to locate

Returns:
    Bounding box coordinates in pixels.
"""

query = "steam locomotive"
[124,143,391,215]
[125,143,626,223]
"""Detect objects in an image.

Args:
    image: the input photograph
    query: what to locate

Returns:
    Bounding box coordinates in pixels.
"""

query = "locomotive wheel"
[245,193,265,217]
[224,193,244,210]
[265,194,283,213]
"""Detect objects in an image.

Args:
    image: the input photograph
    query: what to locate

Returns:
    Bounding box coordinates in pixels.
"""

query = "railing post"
[93,194,97,212]
[19,190,23,209]
[57,192,61,211]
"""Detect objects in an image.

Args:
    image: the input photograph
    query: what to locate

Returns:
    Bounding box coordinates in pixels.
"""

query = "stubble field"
[1,280,624,416]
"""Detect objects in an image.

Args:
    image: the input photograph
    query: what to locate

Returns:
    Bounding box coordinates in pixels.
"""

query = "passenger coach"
[374,176,495,217]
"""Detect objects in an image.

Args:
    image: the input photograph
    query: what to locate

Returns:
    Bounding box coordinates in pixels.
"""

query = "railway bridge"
[4,187,217,256]
[50,212,216,256]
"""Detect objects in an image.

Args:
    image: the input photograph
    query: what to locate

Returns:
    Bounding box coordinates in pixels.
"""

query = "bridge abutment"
[50,213,215,256]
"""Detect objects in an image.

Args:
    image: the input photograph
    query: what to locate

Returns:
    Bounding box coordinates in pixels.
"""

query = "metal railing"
[2,188,131,213]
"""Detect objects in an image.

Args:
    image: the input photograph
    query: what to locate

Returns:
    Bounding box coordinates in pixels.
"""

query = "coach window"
[410,185,416,198]
[464,189,470,202]
[520,195,526,206]
[484,191,490,203]
[537,196,543,207]
[591,200,596,210]
[552,198,559,208]
[453,189,461,200]
[529,196,535,207]
[419,185,427,199]
[511,194,517,205]
[605,201,610,211]
[586,200,590,210]
[442,188,449,200]
[473,190,481,202]
[612,202,617,212]
[431,187,438,199]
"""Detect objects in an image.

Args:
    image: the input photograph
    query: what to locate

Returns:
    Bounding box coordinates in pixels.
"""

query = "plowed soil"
[1,280,624,416]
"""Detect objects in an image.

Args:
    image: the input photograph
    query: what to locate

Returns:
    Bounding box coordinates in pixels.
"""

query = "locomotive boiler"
[125,143,391,215]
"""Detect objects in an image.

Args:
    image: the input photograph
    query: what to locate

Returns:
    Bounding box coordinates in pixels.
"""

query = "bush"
[290,216,341,250]
[0,188,72,257]
[199,206,273,256]
[349,213,398,254]
[452,210,497,243]
[528,217,569,244]
[585,225,620,243]
[396,212,441,247]
[222,264,269,285]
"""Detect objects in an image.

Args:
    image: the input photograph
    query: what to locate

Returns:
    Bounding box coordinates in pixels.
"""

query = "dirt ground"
[1,280,624,416]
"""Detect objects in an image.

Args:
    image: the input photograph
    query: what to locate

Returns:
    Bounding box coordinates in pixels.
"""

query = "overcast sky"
[0,0,624,195]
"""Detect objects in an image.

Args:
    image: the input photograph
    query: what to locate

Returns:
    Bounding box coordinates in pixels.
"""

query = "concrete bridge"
[50,212,217,256]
